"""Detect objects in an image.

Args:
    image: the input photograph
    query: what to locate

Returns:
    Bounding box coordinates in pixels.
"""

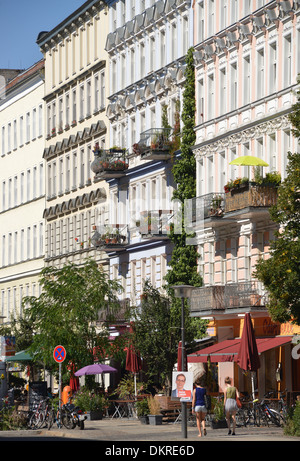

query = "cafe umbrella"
[229,155,269,180]
[236,313,260,400]
[74,363,117,376]
[125,326,142,397]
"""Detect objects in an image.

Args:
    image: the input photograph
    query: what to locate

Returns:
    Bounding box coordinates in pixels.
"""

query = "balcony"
[139,210,172,240]
[191,193,235,229]
[224,183,278,219]
[91,145,128,179]
[190,282,267,316]
[135,128,172,161]
[91,225,128,252]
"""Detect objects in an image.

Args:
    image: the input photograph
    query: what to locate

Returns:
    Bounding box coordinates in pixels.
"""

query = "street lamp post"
[172,285,194,439]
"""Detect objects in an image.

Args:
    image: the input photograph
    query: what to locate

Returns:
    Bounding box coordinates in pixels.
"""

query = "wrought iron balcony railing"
[91,146,128,179]
[190,282,267,314]
[91,225,128,251]
[138,210,173,239]
[134,128,172,160]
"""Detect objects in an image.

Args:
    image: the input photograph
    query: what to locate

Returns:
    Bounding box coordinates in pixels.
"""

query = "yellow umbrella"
[229,155,269,167]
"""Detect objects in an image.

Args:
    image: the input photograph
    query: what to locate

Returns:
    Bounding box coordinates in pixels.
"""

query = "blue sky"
[0,0,87,69]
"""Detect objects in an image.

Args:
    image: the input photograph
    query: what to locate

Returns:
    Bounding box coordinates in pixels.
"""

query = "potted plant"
[135,398,150,424]
[210,397,227,429]
[73,388,107,421]
[147,395,163,425]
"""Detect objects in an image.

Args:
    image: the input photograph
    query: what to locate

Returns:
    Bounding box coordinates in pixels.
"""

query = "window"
[256,48,265,100]
[269,42,277,94]
[207,73,215,120]
[65,93,70,126]
[2,181,5,211]
[94,74,100,111]
[87,80,91,116]
[219,67,227,114]
[1,125,5,155]
[230,62,237,111]
[32,108,36,139]
[80,85,85,120]
[243,55,251,105]
[13,120,17,150]
[72,89,77,123]
[283,35,292,87]
[19,116,24,146]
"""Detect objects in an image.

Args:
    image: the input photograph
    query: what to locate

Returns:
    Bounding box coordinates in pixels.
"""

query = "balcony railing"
[91,146,128,179]
[91,225,128,251]
[224,184,278,213]
[134,128,172,160]
[190,282,267,314]
[139,210,173,239]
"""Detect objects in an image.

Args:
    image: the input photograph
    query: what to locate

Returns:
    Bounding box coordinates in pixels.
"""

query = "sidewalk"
[38,418,299,442]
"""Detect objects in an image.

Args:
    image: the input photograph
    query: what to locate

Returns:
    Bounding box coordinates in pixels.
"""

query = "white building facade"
[101,0,195,305]
[0,60,46,322]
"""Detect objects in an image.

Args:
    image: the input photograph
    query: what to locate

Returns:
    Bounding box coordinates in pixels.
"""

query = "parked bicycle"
[28,398,52,429]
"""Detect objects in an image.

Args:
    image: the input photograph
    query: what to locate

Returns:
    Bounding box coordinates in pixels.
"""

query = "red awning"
[187,336,292,363]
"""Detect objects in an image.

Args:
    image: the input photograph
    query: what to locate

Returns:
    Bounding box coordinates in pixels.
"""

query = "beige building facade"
[36,0,110,270]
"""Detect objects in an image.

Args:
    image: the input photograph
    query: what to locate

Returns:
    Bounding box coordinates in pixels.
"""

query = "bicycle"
[254,398,282,427]
[28,398,51,429]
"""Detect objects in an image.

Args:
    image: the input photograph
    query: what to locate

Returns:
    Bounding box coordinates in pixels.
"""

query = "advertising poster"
[0,336,16,357]
[171,371,193,401]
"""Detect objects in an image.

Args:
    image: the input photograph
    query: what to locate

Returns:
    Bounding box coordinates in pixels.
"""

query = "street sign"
[53,345,66,363]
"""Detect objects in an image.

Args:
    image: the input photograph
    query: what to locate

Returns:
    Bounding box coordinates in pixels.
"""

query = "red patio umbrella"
[236,312,260,399]
[125,324,142,396]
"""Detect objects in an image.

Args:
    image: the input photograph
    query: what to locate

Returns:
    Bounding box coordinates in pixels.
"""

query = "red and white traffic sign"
[53,345,66,363]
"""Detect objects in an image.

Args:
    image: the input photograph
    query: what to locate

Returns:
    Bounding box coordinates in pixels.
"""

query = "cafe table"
[111,399,137,419]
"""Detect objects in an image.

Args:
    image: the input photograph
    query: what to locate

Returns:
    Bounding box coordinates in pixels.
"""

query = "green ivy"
[165,47,202,292]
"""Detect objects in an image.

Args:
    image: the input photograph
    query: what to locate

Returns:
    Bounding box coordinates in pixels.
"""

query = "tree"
[23,259,125,380]
[131,281,206,394]
[254,77,300,324]
[254,152,300,324]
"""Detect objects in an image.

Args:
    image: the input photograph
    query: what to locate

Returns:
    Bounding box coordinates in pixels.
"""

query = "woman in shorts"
[192,377,207,437]
[224,376,240,435]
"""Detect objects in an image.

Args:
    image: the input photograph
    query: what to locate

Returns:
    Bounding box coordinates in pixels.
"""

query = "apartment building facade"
[36,0,110,271]
[0,60,45,322]
[189,0,300,395]
[100,0,193,305]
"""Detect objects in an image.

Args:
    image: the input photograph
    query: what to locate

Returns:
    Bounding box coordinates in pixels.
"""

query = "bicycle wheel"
[29,412,41,429]
[47,409,55,430]
[236,408,246,427]
[267,409,281,427]
[62,411,76,429]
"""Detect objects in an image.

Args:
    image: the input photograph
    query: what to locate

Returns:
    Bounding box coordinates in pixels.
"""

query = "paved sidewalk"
[38,418,300,442]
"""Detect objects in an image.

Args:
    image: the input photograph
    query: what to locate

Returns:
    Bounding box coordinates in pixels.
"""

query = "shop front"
[188,316,300,400]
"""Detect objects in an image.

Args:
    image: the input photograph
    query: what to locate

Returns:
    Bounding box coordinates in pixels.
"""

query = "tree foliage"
[22,259,125,378]
[254,152,300,324]
[254,79,300,324]
[131,281,206,393]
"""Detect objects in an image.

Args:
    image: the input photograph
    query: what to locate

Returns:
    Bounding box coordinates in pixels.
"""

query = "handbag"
[236,397,242,409]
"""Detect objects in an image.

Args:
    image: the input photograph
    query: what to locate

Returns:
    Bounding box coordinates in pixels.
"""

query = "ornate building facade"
[189,0,300,395]
[36,0,110,270]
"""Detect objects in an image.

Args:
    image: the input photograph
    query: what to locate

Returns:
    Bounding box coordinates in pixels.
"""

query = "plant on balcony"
[210,194,224,217]
[224,177,249,193]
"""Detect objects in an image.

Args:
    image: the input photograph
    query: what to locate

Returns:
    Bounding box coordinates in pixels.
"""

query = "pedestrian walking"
[224,376,239,435]
[192,377,207,437]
